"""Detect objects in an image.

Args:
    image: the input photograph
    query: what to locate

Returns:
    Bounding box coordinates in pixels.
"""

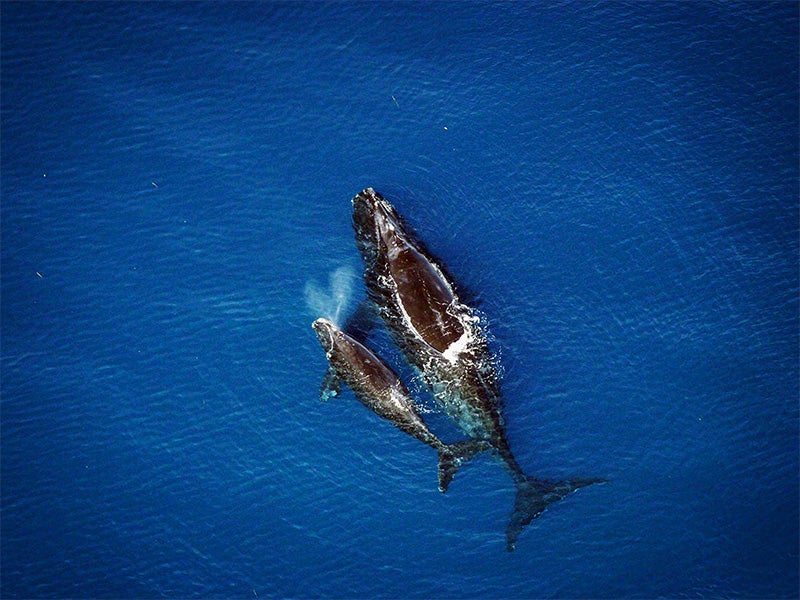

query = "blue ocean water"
[1,2,798,598]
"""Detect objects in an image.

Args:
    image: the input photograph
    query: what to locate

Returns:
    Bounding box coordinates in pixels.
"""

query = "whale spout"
[506,477,607,551]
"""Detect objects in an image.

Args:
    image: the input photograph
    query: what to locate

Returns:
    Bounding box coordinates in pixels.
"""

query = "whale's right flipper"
[437,440,491,493]
[506,477,606,551]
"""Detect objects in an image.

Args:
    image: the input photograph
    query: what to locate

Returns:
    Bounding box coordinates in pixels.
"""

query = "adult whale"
[351,187,603,550]
[312,318,487,493]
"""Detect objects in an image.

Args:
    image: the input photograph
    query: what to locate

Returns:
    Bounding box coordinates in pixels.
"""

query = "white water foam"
[304,265,357,327]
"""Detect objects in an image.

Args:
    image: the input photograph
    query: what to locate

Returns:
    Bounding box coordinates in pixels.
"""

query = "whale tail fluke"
[437,440,491,493]
[506,477,606,551]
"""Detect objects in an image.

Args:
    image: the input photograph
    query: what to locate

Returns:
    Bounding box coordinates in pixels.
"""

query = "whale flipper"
[437,440,491,493]
[319,299,377,403]
[320,367,341,401]
[505,477,607,551]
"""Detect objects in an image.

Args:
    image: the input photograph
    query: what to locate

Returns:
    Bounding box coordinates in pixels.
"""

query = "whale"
[312,317,487,493]
[351,187,604,550]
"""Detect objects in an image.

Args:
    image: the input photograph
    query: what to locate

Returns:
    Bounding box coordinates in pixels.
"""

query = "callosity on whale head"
[352,187,401,253]
[312,318,336,355]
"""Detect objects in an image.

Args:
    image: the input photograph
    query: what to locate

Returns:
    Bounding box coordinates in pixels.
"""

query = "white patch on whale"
[392,280,477,364]
[442,328,472,363]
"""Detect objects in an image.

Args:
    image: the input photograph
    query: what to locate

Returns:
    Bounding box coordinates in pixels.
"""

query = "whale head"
[312,318,337,354]
[352,187,406,254]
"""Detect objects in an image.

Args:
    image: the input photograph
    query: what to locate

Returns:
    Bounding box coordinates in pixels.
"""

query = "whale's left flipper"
[319,367,341,401]
[437,440,491,493]
[506,477,607,551]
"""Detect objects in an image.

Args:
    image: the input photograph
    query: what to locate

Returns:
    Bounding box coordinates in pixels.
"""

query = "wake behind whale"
[310,188,604,551]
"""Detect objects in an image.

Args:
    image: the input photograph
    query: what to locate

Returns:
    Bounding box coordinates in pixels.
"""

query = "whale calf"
[312,318,487,492]
[351,188,604,550]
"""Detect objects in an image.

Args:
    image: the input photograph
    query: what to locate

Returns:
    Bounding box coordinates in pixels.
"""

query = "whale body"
[351,188,603,550]
[312,317,487,492]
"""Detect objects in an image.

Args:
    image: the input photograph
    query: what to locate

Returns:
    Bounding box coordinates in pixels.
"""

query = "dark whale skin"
[351,188,605,551]
[312,317,487,493]
[352,187,521,471]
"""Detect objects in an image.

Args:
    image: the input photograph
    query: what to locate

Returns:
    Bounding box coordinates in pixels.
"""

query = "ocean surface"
[1,2,798,599]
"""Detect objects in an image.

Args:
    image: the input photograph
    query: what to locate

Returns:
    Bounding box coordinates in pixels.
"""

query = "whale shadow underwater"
[312,188,605,551]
